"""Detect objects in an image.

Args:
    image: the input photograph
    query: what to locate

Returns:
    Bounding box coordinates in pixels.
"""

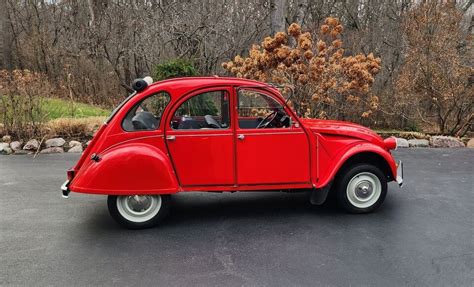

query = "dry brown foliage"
[222,18,381,119]
[46,117,105,140]
[396,3,473,136]
[0,70,53,139]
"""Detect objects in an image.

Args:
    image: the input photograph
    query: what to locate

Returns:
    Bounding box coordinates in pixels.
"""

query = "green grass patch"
[42,98,110,120]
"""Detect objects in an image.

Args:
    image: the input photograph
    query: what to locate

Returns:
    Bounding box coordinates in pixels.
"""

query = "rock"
[466,138,474,148]
[2,135,11,143]
[408,139,429,148]
[68,140,82,148]
[14,150,30,155]
[39,147,64,154]
[395,138,409,148]
[45,137,66,148]
[10,141,22,151]
[0,142,9,150]
[68,145,83,153]
[430,136,465,148]
[0,143,11,154]
[23,139,40,150]
[3,147,13,154]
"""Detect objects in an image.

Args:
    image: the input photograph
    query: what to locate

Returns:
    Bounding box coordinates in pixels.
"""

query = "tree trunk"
[0,0,13,70]
[294,0,308,25]
[270,0,286,34]
[87,0,96,26]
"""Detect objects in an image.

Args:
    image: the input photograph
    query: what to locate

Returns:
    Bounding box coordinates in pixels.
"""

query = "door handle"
[237,134,245,140]
[166,135,176,141]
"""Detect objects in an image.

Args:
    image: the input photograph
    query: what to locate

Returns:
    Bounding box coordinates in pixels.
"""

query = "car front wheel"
[335,164,387,213]
[107,194,170,229]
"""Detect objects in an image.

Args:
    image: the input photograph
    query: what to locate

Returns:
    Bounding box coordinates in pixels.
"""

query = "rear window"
[122,92,170,131]
[106,92,136,123]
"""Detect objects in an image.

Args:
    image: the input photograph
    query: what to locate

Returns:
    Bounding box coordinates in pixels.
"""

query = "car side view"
[61,76,403,229]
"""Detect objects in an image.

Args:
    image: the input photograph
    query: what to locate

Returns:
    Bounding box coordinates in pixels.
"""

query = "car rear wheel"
[335,164,387,213]
[107,194,170,229]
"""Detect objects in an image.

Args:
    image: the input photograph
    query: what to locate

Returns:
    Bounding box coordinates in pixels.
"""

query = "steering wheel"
[256,110,278,129]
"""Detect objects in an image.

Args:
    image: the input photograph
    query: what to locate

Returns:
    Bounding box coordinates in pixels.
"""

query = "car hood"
[300,119,384,144]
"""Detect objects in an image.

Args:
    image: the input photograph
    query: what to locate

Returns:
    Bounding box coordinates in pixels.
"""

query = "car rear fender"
[69,143,179,195]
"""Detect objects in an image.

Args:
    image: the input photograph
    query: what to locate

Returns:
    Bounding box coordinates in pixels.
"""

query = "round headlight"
[384,137,397,150]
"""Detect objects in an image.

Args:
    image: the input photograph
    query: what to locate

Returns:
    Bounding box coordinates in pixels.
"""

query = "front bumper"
[396,160,403,187]
[61,180,70,198]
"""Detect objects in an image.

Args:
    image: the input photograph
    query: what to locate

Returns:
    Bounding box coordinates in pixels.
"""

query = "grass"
[42,98,110,120]
[0,96,110,139]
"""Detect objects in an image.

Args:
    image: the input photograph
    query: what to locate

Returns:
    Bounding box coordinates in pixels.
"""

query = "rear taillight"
[67,168,76,181]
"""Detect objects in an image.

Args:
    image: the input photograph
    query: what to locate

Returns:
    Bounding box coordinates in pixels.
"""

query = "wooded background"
[0,0,472,136]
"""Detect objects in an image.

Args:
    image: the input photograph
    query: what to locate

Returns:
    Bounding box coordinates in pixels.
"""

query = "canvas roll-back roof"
[146,77,281,100]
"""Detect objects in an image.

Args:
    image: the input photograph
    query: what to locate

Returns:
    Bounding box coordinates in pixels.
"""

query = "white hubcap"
[346,172,382,208]
[116,195,162,223]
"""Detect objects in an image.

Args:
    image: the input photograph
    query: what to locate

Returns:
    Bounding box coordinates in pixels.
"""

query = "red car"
[61,76,403,229]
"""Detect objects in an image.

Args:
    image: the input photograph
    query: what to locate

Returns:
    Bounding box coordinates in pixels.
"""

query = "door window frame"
[234,87,301,132]
[166,86,233,133]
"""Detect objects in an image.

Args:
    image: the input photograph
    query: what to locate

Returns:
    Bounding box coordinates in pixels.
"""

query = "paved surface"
[0,149,473,286]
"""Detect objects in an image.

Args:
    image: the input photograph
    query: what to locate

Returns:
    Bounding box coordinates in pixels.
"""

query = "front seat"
[204,115,221,129]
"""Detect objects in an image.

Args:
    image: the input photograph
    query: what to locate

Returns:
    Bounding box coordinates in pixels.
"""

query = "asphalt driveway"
[0,149,473,286]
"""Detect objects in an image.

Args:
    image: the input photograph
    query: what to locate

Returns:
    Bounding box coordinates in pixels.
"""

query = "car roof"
[155,76,271,87]
[145,76,281,99]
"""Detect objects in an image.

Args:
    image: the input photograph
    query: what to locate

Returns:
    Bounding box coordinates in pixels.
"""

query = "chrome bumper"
[61,180,70,198]
[396,161,403,187]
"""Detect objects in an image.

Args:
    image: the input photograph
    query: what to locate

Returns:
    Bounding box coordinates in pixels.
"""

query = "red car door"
[165,87,235,187]
[234,88,311,186]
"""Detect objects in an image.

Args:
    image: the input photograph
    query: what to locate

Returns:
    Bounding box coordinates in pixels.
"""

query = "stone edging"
[1,135,473,155]
[395,136,472,148]
[0,136,91,155]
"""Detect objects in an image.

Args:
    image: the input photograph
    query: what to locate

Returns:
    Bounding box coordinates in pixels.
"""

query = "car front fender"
[69,143,179,195]
[317,142,398,188]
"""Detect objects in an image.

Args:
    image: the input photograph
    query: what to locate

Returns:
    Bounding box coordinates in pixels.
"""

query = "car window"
[237,90,290,129]
[171,90,230,130]
[122,91,170,131]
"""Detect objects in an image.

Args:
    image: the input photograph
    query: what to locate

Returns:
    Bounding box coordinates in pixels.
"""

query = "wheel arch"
[69,142,180,195]
[317,143,397,189]
[336,151,395,182]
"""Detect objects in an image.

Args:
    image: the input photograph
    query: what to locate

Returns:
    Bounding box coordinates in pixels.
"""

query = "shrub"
[153,58,216,115]
[153,59,198,81]
[222,18,381,120]
[0,70,53,139]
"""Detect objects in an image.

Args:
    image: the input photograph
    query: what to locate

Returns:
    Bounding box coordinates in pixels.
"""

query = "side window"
[122,91,170,131]
[238,90,291,129]
[171,90,230,130]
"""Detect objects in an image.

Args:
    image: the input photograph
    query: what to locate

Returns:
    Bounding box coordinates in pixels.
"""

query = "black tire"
[335,164,387,213]
[107,194,171,229]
